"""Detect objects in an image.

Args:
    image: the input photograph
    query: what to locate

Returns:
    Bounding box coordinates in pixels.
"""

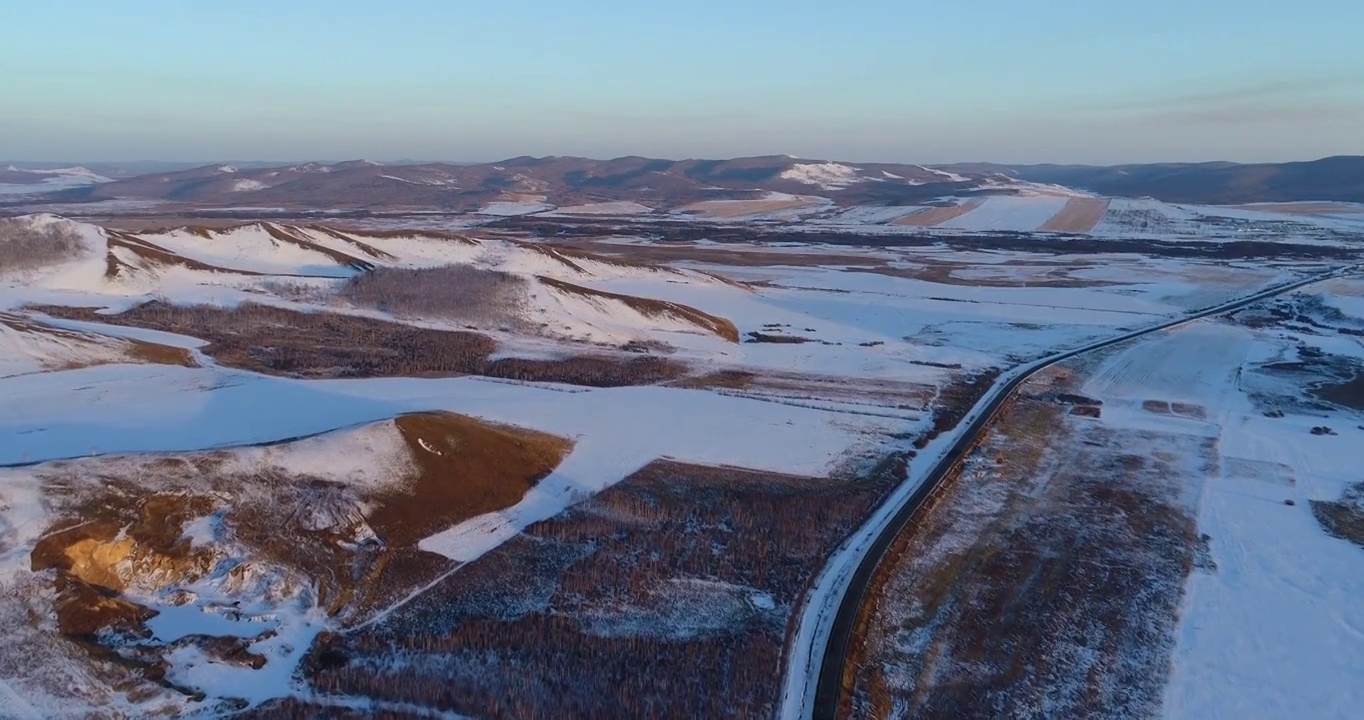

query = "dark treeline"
[307,459,906,719]
[0,217,84,271]
[37,301,687,387]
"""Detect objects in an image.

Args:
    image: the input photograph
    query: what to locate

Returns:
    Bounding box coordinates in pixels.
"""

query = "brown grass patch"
[1144,399,1172,414]
[227,413,571,617]
[892,199,984,227]
[375,413,572,547]
[1311,483,1364,548]
[538,275,740,342]
[1171,402,1208,419]
[124,338,198,367]
[29,412,571,619]
[1039,197,1111,233]
[20,412,573,707]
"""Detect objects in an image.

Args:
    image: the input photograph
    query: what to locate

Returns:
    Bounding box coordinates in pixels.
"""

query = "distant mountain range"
[5,155,1362,210]
[939,156,1364,205]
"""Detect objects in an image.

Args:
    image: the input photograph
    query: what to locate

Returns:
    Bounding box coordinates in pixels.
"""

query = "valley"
[0,182,1360,717]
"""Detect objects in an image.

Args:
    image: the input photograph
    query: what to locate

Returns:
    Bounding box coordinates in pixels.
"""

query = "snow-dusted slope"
[780,163,867,190]
[0,314,147,378]
[0,166,112,197]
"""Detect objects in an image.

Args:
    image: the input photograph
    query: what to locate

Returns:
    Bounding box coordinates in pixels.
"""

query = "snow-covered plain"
[937,195,1073,232]
[0,212,1351,716]
[1076,295,1364,720]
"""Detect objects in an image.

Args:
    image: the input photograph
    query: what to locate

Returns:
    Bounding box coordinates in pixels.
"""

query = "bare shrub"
[339,264,529,326]
[483,355,686,387]
[0,217,85,272]
[36,301,497,379]
[306,458,905,719]
[257,280,334,304]
[34,302,688,387]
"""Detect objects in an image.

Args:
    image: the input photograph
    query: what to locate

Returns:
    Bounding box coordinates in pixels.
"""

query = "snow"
[136,224,358,277]
[1070,305,1364,720]
[0,365,406,466]
[0,357,898,528]
[937,195,1073,232]
[775,268,1350,720]
[412,382,898,563]
[780,162,866,190]
[979,175,1092,198]
[228,179,267,192]
[12,166,112,182]
[1082,322,1251,404]
[219,420,418,490]
[155,596,328,706]
[923,166,970,183]
[0,212,1351,715]
[178,513,220,548]
[1087,198,1364,242]
[0,316,131,379]
[0,216,112,299]
[526,275,732,346]
[0,167,113,196]
[475,201,553,216]
[145,601,271,643]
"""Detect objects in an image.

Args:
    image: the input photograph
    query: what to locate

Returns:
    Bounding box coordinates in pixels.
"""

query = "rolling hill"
[942,156,1364,204]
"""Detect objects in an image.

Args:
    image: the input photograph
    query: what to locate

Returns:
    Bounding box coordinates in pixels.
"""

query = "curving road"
[778,264,1357,720]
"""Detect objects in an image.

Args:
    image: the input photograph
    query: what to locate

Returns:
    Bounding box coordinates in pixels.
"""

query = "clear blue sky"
[3,0,1362,164]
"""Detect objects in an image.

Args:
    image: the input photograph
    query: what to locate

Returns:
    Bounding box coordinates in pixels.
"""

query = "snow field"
[1074,302,1364,720]
[938,195,1073,232]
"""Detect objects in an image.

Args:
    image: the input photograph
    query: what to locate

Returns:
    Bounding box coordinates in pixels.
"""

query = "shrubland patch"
[338,264,529,326]
[841,364,1208,720]
[34,302,689,387]
[1311,482,1364,549]
[0,217,85,272]
[304,458,908,719]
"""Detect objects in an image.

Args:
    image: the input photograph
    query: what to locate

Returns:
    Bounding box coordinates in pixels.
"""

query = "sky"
[3,0,1363,165]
